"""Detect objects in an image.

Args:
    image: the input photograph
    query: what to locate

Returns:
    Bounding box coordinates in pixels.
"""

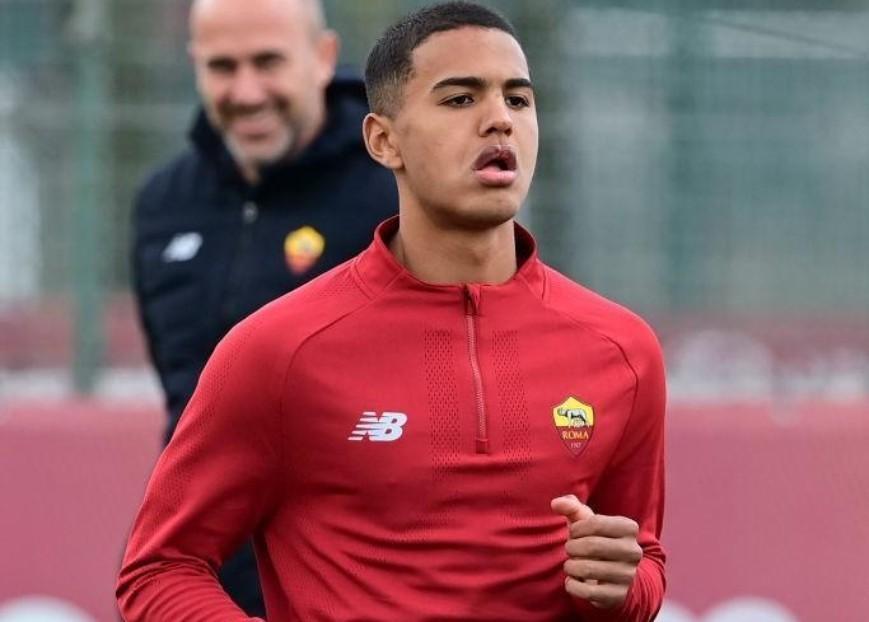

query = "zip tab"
[464,285,489,454]
[242,200,259,224]
[221,200,259,322]
[464,283,481,315]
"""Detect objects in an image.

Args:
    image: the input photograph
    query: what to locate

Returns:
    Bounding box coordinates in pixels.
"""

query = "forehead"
[191,0,311,55]
[409,27,529,87]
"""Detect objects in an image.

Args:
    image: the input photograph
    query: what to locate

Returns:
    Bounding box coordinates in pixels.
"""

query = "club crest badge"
[552,396,595,456]
[284,226,325,275]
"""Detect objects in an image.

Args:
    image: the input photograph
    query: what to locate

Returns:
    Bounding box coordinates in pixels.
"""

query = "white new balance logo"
[348,411,407,442]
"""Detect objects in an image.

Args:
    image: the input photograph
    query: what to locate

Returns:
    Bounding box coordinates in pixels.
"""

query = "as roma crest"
[552,396,595,456]
[284,226,325,275]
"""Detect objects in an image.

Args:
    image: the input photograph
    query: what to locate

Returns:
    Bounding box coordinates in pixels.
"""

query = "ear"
[315,30,340,86]
[363,113,403,171]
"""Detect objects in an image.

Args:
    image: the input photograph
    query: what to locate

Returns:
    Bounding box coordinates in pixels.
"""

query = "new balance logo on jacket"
[348,412,408,442]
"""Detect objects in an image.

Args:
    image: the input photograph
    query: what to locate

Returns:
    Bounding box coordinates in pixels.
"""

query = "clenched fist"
[551,495,643,609]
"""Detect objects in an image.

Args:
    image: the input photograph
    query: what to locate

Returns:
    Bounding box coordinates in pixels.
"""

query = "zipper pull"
[464,284,481,316]
[242,201,259,224]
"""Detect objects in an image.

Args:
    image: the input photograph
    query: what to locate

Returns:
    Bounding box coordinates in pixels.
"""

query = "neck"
[390,207,518,285]
[237,160,261,185]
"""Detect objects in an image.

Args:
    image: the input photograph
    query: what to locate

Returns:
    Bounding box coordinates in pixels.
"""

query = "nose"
[479,94,513,137]
[228,65,268,107]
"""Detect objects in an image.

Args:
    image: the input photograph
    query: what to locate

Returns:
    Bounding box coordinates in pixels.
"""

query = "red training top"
[118,217,666,621]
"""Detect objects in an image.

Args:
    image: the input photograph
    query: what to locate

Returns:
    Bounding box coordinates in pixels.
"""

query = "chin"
[441,200,520,231]
[228,135,294,168]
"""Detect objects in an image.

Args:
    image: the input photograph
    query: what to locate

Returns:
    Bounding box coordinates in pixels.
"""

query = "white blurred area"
[0,597,96,622]
[659,597,799,622]
[0,71,41,302]
[0,366,162,403]
[667,330,869,404]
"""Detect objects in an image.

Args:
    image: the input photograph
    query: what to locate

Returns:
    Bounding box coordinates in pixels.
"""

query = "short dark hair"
[365,1,519,117]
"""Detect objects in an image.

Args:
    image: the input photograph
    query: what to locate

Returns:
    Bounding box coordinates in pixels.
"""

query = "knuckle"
[626,519,640,535]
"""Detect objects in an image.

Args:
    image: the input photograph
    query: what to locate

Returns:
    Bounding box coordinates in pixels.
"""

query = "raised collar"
[351,216,547,301]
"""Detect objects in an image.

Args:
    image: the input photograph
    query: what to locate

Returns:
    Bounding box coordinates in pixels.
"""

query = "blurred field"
[3,397,868,621]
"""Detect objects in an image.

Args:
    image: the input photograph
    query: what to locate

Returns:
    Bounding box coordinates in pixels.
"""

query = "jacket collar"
[352,216,547,301]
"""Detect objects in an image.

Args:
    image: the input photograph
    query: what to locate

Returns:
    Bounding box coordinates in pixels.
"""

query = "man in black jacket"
[130,0,397,615]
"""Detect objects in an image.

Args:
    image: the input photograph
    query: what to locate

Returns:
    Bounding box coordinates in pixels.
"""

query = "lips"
[473,145,517,172]
[230,110,280,138]
[472,145,518,187]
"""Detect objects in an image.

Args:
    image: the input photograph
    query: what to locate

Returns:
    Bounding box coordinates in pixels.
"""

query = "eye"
[444,94,474,107]
[207,59,236,75]
[506,94,530,109]
[253,53,284,71]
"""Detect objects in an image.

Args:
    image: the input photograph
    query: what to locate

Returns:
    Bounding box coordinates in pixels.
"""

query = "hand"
[550,494,643,609]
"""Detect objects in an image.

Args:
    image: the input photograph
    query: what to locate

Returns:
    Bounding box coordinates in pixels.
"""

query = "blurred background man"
[129,0,396,614]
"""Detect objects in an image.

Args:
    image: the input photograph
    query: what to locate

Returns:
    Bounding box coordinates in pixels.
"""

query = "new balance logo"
[163,232,203,263]
[348,411,407,442]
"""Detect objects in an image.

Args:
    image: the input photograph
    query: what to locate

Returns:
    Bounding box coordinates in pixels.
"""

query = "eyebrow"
[431,76,534,91]
[205,50,286,66]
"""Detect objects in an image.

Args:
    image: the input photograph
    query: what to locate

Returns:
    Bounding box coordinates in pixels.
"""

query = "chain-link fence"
[1,0,868,399]
[2,5,869,622]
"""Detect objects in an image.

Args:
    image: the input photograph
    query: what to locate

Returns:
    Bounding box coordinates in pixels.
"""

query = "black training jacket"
[132,72,398,440]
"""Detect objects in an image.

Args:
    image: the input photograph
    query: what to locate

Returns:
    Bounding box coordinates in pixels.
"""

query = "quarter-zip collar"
[352,216,547,302]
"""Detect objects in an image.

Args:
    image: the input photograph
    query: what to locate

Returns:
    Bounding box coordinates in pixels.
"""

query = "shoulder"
[229,259,372,364]
[543,265,663,373]
[133,148,214,219]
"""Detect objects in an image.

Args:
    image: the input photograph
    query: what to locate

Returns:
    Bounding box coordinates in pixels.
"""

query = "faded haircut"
[364,1,519,117]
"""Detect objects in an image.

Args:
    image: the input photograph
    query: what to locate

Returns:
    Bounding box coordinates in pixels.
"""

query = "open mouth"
[473,145,518,172]
[472,145,518,187]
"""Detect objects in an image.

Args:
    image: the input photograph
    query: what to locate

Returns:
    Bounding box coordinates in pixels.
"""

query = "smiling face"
[366,26,538,231]
[189,0,338,178]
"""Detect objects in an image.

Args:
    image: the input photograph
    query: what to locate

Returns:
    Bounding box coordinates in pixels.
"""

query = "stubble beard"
[217,99,298,173]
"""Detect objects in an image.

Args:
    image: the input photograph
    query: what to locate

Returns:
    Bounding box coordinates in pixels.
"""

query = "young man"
[118,2,666,620]
[130,0,396,613]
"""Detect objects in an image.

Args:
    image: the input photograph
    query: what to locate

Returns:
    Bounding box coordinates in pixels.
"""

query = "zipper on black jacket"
[464,284,489,454]
[222,200,259,324]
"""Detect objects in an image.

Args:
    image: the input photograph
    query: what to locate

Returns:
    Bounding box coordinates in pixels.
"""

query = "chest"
[279,304,637,528]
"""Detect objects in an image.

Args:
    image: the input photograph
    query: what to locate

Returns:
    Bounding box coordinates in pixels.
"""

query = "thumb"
[550,494,595,524]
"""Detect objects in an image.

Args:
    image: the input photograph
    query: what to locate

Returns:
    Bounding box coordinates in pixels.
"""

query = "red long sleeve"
[118,219,666,621]
[117,317,282,621]
[569,322,667,620]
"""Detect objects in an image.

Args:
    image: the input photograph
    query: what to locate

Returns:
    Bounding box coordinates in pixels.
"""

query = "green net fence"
[1,0,867,399]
